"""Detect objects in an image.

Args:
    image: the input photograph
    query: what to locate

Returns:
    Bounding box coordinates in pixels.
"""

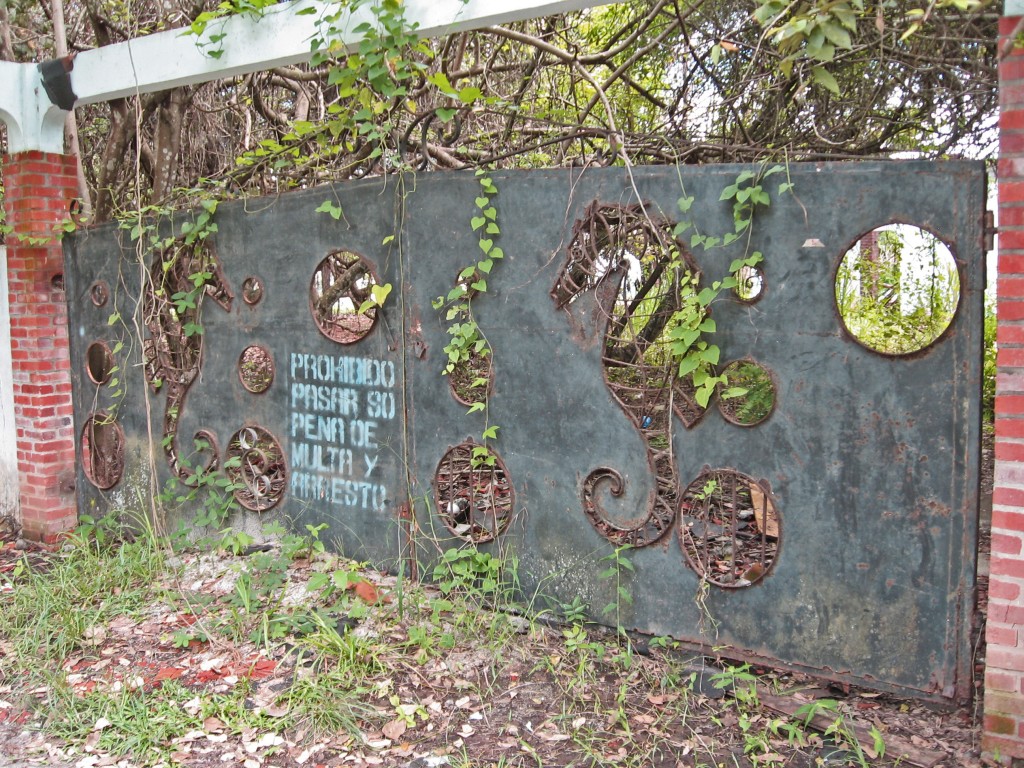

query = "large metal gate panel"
[66,181,409,568]
[400,162,983,703]
[65,161,984,703]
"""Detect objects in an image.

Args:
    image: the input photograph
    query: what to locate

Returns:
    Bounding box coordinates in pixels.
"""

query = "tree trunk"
[151,88,189,203]
[50,0,93,216]
[0,0,15,61]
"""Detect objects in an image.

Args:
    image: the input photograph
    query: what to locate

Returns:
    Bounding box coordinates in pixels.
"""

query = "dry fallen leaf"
[382,719,407,741]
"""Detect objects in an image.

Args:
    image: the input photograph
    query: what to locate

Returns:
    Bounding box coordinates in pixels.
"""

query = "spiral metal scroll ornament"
[552,202,710,547]
[226,426,287,512]
[143,237,233,480]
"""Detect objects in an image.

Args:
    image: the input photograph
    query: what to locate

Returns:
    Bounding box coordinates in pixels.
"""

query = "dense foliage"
[0,0,998,225]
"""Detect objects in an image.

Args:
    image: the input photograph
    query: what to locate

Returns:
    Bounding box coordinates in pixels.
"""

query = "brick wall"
[2,151,80,541]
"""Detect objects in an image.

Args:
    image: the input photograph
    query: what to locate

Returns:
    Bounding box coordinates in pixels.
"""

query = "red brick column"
[2,151,79,542]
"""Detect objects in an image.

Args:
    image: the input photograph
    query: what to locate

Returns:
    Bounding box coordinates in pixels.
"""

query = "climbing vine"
[667,164,790,407]
[432,169,504,465]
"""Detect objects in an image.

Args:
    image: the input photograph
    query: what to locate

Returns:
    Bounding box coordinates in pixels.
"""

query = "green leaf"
[490,247,504,260]
[677,329,701,349]
[315,200,343,220]
[471,279,487,292]
[482,425,500,440]
[458,86,483,104]
[471,216,486,231]
[677,195,695,213]
[467,402,486,414]
[821,19,852,50]
[833,5,858,30]
[695,383,715,408]
[811,65,840,95]
[478,238,493,254]
[477,259,493,274]
[436,108,458,123]
[475,196,489,209]
[370,283,392,306]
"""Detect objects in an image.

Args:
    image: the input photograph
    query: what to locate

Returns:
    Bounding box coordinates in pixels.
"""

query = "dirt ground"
[0,431,997,768]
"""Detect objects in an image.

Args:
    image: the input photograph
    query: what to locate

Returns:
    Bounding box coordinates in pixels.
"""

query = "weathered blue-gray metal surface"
[65,161,984,703]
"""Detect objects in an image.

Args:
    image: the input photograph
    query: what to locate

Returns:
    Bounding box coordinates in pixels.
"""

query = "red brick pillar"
[2,151,79,542]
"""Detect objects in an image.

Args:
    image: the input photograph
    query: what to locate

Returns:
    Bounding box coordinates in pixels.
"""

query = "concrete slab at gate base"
[65,161,985,704]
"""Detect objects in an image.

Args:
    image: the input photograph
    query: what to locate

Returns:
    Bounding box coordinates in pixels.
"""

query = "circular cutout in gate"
[81,413,126,490]
[238,345,274,393]
[717,359,775,427]
[309,250,379,344]
[86,341,116,385]
[679,468,779,588]
[835,224,959,355]
[226,426,286,511]
[434,441,513,543]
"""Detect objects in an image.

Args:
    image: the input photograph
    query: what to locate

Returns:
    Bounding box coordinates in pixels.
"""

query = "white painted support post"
[0,0,612,154]
[0,245,18,521]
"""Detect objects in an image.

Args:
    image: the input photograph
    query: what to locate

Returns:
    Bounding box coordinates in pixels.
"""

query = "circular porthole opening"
[434,441,513,543]
[734,263,764,302]
[90,281,109,307]
[225,426,286,511]
[835,224,959,355]
[81,413,126,490]
[718,359,776,427]
[242,276,264,305]
[679,468,780,588]
[238,345,274,393]
[86,341,116,385]
[309,250,379,344]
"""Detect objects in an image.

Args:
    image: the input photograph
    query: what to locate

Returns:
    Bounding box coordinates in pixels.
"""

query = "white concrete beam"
[0,0,612,153]
[71,0,612,104]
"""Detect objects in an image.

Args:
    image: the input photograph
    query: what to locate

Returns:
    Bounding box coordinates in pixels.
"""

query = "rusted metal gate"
[65,161,984,704]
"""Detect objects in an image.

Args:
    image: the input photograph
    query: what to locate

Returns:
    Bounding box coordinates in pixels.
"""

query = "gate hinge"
[985,210,998,252]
